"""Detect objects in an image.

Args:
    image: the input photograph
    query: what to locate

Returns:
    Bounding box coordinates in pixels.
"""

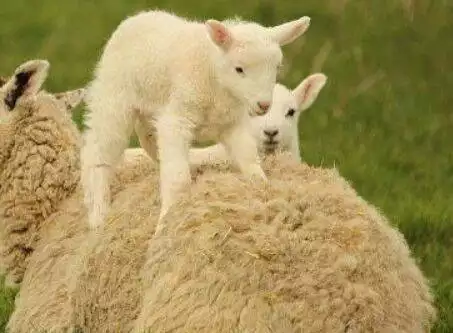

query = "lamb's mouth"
[262,140,279,153]
[248,109,261,117]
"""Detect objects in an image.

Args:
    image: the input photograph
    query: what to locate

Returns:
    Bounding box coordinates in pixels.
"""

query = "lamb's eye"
[286,108,296,117]
[235,67,244,74]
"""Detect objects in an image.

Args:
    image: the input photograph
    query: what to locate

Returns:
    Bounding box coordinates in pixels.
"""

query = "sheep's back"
[133,152,436,333]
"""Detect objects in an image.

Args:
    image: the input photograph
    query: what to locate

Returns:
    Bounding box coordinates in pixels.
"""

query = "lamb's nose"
[264,129,279,138]
[257,101,270,112]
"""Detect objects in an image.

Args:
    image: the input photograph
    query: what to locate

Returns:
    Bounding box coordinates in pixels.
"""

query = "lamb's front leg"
[222,121,267,181]
[154,112,193,235]
[135,113,158,162]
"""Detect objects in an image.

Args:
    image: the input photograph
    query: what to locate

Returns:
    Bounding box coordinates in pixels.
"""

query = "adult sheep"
[81,9,312,234]
[132,152,437,332]
[0,59,154,288]
[188,72,328,166]
[0,57,160,333]
[6,150,156,333]
[6,151,436,333]
[0,59,85,287]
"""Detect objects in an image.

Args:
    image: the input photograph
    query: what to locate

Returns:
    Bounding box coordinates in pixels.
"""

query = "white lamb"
[81,9,311,233]
[188,73,327,166]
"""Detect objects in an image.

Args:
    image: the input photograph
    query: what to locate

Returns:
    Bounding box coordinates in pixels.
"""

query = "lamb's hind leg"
[154,110,194,235]
[81,91,136,229]
[135,113,158,162]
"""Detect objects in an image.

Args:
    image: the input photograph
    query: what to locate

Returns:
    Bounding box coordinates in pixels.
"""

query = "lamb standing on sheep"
[188,73,327,166]
[81,9,311,234]
[0,59,85,287]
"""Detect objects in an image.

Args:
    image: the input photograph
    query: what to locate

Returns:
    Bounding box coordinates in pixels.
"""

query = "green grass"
[1,0,452,331]
[0,278,16,332]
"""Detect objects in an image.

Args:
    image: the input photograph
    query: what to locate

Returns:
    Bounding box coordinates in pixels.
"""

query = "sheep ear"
[3,59,49,111]
[54,88,86,112]
[206,20,232,50]
[269,16,311,46]
[293,73,327,111]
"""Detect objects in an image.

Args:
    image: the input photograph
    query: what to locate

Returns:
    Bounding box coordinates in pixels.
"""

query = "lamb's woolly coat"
[7,152,436,333]
[80,9,312,231]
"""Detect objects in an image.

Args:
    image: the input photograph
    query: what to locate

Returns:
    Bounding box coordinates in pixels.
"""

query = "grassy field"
[1,0,452,331]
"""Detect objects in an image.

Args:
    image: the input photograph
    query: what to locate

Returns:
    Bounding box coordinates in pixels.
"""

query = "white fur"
[80,10,311,233]
[189,73,327,166]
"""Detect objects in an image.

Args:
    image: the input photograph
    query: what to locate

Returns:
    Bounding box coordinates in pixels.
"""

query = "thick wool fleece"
[8,152,436,333]
[0,93,81,287]
[5,151,155,333]
[132,153,436,333]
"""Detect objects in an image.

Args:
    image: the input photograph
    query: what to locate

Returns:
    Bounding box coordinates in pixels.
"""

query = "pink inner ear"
[302,82,313,102]
[215,26,229,44]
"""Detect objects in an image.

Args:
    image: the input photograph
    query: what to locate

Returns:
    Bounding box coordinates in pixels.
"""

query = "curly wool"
[0,95,80,286]
[6,151,155,333]
[133,153,436,333]
[6,151,436,333]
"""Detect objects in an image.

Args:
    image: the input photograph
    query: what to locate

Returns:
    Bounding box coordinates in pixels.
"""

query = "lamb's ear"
[3,59,49,110]
[54,88,86,111]
[269,16,311,46]
[293,73,327,111]
[0,77,8,87]
[206,20,232,50]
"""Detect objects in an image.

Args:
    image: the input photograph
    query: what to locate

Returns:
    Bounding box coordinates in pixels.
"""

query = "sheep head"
[0,59,85,170]
[204,16,311,118]
[251,73,328,155]
[1,60,85,114]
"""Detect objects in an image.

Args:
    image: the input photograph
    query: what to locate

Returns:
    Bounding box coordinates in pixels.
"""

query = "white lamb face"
[206,17,311,117]
[0,59,85,168]
[251,73,327,154]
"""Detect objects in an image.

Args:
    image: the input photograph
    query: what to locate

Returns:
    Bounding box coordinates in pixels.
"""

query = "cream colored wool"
[6,152,155,333]
[8,151,436,333]
[71,169,159,333]
[132,152,436,333]
[0,59,85,287]
[0,61,157,290]
[71,151,201,333]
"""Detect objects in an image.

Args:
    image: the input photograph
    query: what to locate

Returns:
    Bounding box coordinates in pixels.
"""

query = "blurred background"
[0,0,452,331]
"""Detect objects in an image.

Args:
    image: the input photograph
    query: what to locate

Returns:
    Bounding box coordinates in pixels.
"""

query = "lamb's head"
[251,73,327,155]
[0,59,85,170]
[206,16,310,117]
